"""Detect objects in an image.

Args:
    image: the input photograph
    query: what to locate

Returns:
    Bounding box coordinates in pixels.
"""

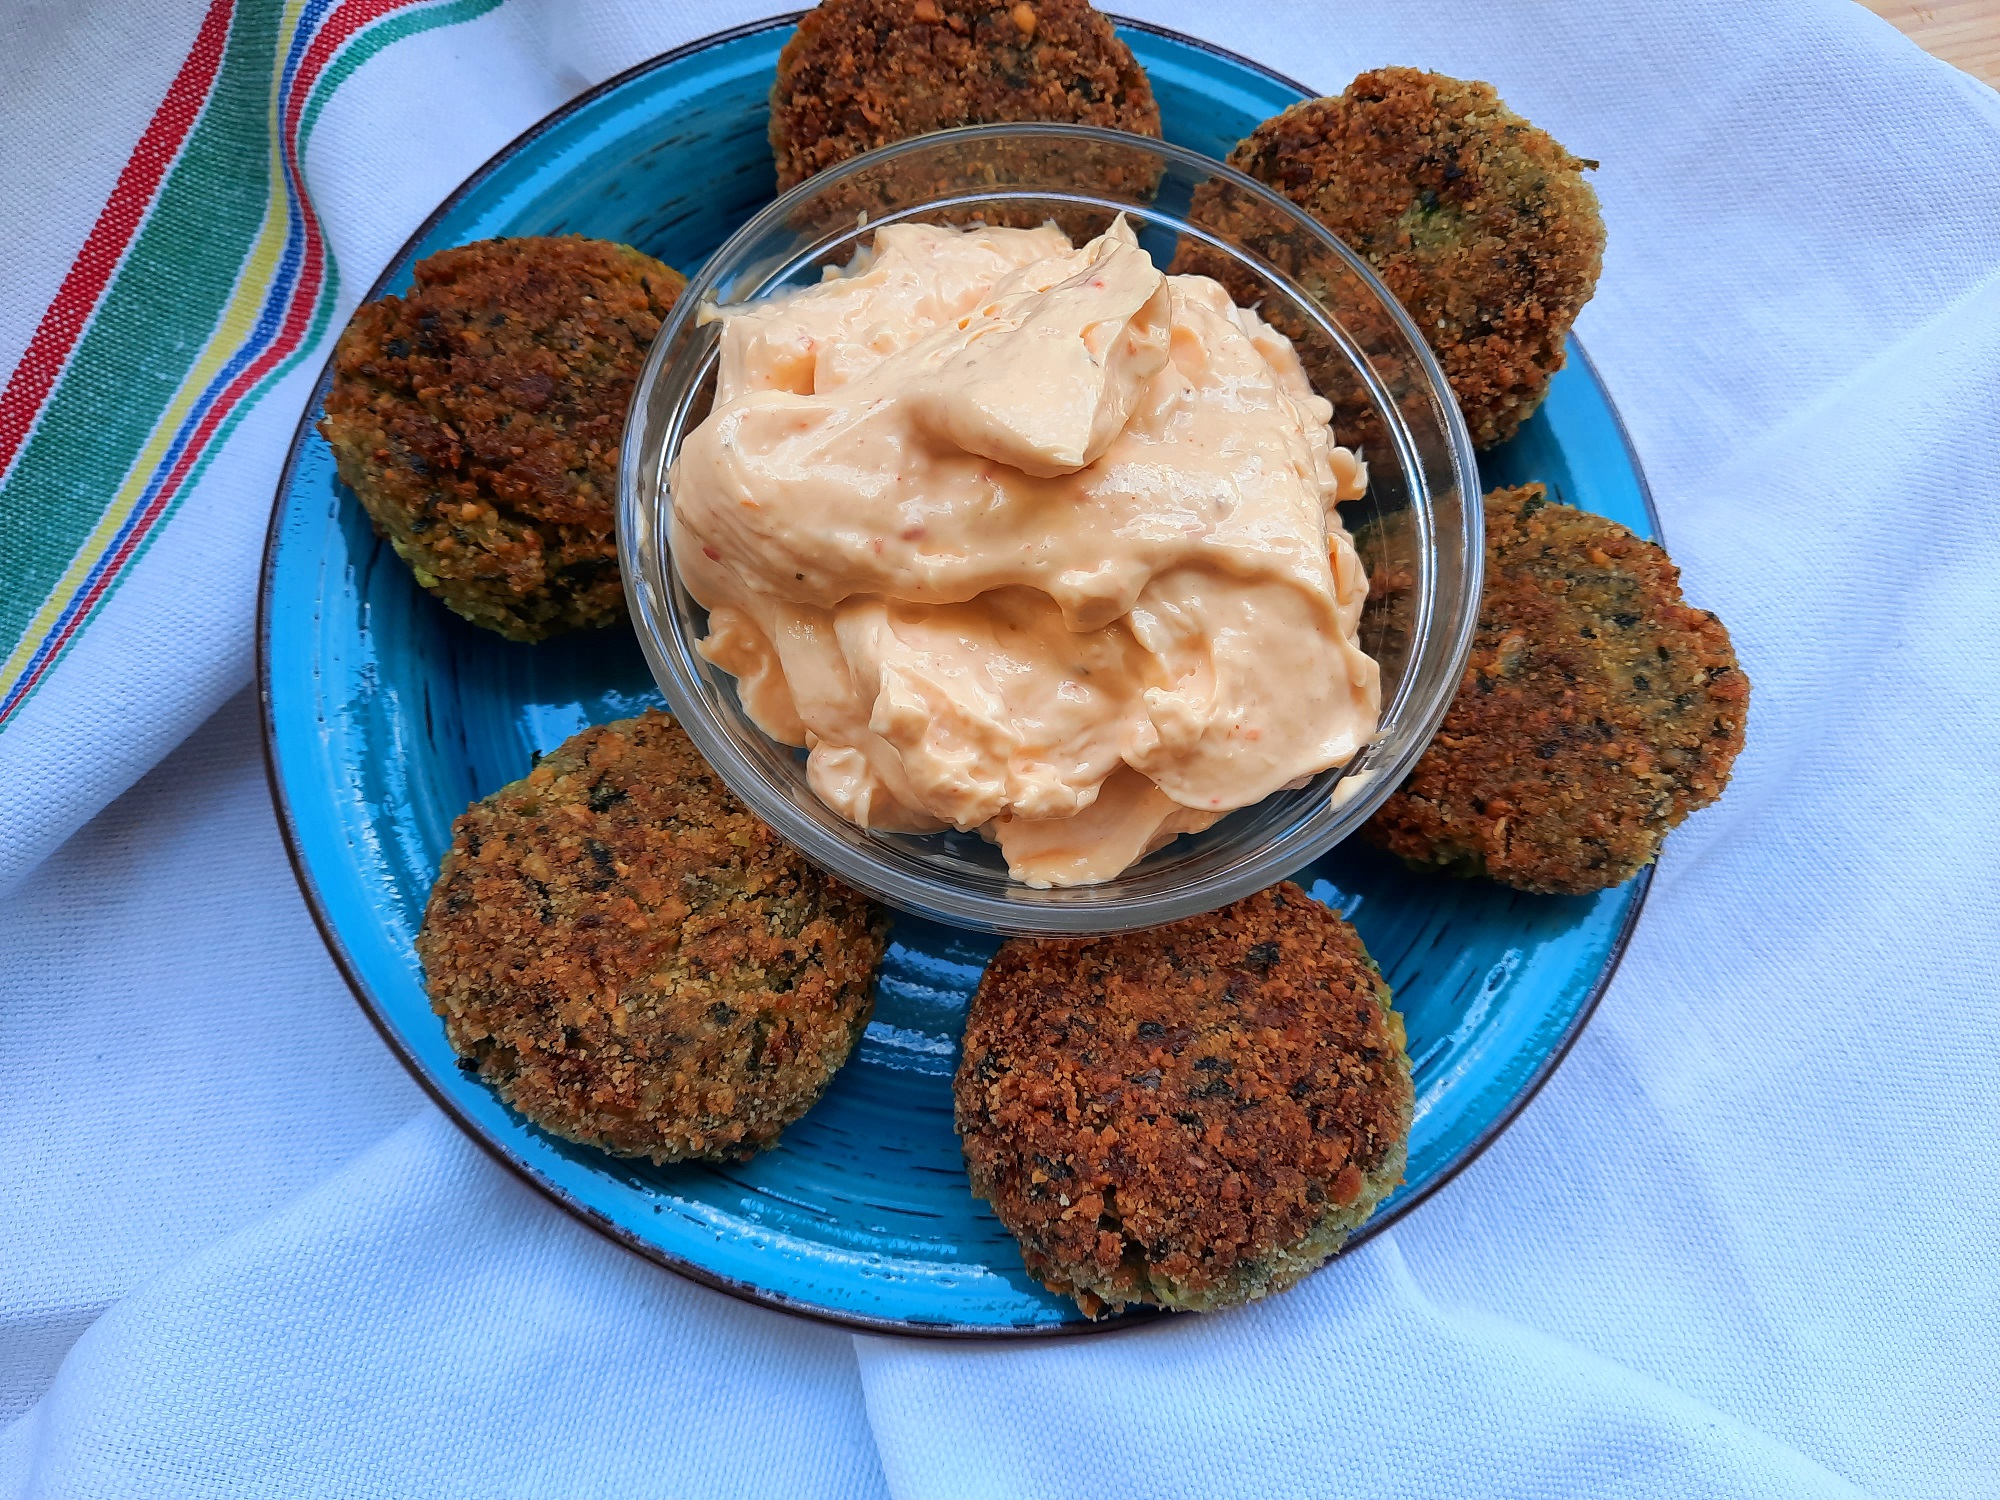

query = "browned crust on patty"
[1201,68,1605,448]
[419,709,886,1162]
[769,0,1161,191]
[955,883,1412,1315]
[1364,485,1748,893]
[319,236,685,641]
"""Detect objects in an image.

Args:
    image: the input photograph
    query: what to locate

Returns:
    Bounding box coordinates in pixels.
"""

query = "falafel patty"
[1206,68,1605,447]
[956,883,1412,1316]
[768,0,1161,191]
[1365,485,1748,894]
[320,236,685,642]
[419,709,886,1162]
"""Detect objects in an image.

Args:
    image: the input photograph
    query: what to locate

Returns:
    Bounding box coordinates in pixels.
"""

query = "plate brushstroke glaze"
[261,17,1655,1333]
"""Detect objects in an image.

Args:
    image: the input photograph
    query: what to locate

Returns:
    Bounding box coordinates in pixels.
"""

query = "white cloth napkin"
[5,0,1999,1494]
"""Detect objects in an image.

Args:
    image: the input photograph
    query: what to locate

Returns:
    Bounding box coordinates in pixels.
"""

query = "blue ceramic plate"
[261,16,1658,1334]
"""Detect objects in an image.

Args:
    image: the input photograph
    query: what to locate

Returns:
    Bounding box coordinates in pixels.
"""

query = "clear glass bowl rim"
[617,121,1483,935]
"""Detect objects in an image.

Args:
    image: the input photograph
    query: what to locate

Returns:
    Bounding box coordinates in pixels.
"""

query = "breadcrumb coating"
[769,0,1160,190]
[1364,485,1747,893]
[1194,68,1605,448]
[320,236,684,641]
[420,710,886,1162]
[956,883,1412,1315]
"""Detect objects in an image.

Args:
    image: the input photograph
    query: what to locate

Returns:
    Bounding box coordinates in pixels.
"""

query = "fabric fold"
[857,1237,1864,1500]
[3,1,1998,1496]
[2,1111,887,1500]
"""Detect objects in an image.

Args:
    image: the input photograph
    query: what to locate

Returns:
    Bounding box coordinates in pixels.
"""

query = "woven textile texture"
[3,0,1997,1495]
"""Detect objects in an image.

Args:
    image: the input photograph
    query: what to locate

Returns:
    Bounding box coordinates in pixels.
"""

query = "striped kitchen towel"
[0,0,500,727]
[0,0,760,894]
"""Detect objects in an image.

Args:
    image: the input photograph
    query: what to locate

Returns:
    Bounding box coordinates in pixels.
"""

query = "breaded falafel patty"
[956,883,1412,1316]
[419,710,886,1162]
[768,0,1161,191]
[320,236,685,642]
[1365,485,1747,894]
[1203,68,1604,448]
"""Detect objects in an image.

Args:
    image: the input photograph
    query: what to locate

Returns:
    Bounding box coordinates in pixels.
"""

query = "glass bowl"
[618,123,1481,935]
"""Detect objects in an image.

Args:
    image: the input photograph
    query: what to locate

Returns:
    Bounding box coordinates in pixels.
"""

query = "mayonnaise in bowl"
[668,215,1379,886]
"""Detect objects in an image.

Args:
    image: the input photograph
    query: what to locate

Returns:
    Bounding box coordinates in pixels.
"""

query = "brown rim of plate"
[255,12,1660,1338]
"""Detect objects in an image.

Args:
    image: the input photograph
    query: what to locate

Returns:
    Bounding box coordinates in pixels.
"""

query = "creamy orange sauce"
[670,217,1377,886]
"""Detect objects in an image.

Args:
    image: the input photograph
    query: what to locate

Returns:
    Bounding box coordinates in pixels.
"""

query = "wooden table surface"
[1861,0,2000,86]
